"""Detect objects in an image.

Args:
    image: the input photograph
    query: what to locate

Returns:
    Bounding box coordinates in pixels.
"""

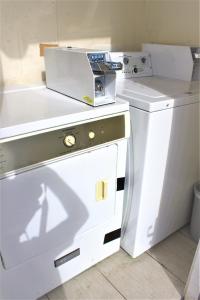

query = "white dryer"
[111,45,200,258]
[0,86,129,299]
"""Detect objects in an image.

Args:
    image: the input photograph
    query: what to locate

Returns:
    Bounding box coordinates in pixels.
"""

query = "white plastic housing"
[44,48,116,106]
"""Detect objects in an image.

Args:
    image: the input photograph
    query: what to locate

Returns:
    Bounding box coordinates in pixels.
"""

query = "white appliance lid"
[0,86,129,140]
[116,77,200,112]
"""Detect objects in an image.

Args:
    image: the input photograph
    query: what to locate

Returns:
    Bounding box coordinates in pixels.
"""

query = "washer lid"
[116,77,200,112]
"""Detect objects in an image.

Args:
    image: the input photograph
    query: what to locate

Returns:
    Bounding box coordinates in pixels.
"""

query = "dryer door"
[0,144,117,269]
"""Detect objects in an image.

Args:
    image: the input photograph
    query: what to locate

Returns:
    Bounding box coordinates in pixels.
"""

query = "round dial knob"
[88,131,95,139]
[64,135,76,147]
[141,57,146,64]
[123,57,129,65]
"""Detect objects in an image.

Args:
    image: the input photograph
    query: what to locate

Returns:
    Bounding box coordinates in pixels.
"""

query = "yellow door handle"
[96,180,108,201]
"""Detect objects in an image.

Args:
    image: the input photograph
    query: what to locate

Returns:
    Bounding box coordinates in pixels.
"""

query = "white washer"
[113,50,200,258]
[0,87,129,299]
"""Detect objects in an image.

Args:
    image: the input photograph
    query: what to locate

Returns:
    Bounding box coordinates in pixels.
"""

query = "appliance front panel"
[0,145,118,269]
[0,115,125,176]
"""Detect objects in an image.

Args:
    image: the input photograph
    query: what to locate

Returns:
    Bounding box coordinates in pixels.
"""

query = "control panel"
[0,115,125,176]
[110,52,153,78]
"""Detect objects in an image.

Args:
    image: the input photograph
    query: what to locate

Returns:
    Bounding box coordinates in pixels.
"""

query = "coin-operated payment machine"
[45,47,122,106]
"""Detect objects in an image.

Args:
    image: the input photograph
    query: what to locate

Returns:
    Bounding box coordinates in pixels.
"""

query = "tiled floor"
[40,227,197,300]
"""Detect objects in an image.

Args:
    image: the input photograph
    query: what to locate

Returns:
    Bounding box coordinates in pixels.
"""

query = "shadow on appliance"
[147,102,199,247]
[146,94,199,287]
[1,166,89,268]
[0,139,123,299]
[1,165,89,298]
[120,75,199,275]
[135,78,200,252]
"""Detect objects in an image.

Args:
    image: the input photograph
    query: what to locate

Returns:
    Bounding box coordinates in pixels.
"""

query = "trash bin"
[190,182,200,242]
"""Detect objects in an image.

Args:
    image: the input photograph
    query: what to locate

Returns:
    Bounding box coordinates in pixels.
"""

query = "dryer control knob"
[64,135,76,147]
[89,131,95,139]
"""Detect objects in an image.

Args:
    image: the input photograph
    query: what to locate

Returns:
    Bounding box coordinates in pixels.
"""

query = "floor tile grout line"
[95,266,127,300]
[146,251,186,286]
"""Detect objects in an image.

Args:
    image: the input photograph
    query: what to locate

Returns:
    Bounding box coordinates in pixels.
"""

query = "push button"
[88,131,95,139]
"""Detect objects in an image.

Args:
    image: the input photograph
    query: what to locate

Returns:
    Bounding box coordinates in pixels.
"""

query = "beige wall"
[144,0,200,46]
[0,0,146,88]
[0,0,199,88]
